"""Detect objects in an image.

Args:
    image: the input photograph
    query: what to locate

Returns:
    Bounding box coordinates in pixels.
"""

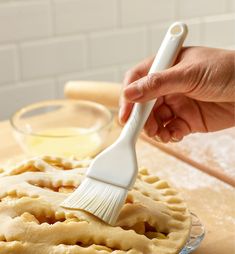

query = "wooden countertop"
[0,118,235,253]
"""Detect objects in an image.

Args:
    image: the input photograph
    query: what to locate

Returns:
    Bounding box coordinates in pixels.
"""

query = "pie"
[0,156,191,254]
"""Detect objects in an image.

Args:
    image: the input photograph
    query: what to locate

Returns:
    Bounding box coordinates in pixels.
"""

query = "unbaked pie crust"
[0,156,191,254]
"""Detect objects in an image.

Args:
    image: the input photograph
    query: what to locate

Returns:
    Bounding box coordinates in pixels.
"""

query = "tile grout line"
[15,43,22,84]
[0,12,234,47]
[48,0,56,37]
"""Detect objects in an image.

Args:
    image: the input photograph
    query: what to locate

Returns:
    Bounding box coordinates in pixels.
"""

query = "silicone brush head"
[60,177,128,225]
[60,139,138,225]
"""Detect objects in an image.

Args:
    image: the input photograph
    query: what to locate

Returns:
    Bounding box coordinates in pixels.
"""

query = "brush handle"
[119,22,188,144]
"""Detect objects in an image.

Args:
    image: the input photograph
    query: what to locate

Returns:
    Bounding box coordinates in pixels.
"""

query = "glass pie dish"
[179,212,205,254]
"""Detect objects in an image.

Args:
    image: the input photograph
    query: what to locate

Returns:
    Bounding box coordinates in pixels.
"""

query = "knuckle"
[124,69,133,78]
[145,73,162,92]
[180,63,201,92]
[124,69,138,82]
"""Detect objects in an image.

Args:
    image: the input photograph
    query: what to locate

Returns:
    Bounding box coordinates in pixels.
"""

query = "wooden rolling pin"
[64,81,121,110]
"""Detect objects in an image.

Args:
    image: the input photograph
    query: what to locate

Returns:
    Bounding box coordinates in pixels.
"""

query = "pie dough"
[0,156,191,254]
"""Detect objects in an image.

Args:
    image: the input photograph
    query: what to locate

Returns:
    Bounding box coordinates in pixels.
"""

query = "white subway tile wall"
[177,0,228,18]
[0,45,17,84]
[120,0,175,25]
[20,36,87,79]
[54,0,117,34]
[0,79,56,120]
[0,0,234,119]
[232,0,235,11]
[89,28,147,67]
[202,14,235,47]
[0,1,51,43]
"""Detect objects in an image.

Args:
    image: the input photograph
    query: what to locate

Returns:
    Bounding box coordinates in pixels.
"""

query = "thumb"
[123,66,190,102]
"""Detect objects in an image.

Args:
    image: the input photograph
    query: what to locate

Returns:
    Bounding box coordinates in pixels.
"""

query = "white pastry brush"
[60,22,188,225]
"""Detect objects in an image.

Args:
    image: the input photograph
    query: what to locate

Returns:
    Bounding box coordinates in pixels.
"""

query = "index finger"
[123,56,155,86]
[119,56,154,124]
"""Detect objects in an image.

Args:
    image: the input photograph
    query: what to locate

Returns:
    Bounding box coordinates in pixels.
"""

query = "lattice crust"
[0,156,191,254]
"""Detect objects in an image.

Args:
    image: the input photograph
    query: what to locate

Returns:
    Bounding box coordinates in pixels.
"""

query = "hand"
[119,47,235,142]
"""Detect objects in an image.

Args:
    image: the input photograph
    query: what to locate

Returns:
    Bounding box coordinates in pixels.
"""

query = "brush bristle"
[60,177,128,225]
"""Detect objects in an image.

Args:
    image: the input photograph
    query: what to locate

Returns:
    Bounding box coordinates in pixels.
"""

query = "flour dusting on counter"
[137,140,234,191]
[175,133,235,178]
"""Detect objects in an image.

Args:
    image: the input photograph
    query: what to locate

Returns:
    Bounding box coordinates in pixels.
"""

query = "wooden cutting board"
[142,129,235,187]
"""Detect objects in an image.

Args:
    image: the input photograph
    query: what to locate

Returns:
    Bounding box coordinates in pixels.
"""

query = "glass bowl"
[180,212,205,254]
[10,100,113,159]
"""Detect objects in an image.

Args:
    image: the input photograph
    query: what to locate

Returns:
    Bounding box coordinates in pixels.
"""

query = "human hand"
[119,47,235,142]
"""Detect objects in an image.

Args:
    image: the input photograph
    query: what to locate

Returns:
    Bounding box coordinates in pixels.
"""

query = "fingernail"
[148,125,158,137]
[118,107,125,124]
[170,131,183,142]
[124,83,143,101]
[154,136,163,142]
[170,137,180,142]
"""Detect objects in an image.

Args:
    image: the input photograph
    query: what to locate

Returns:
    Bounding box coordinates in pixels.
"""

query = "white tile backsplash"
[0,45,17,85]
[177,0,228,18]
[0,0,234,119]
[120,0,175,26]
[0,1,51,43]
[118,62,136,82]
[53,0,117,34]
[231,0,235,11]
[0,79,55,120]
[89,28,147,67]
[20,36,87,79]
[202,14,235,47]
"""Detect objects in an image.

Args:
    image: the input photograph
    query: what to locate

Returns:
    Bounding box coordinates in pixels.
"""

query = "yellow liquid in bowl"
[26,127,102,159]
